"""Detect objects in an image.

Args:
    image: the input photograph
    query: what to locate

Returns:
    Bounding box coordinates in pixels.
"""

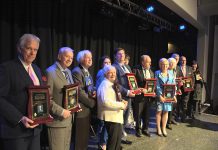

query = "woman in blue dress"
[155,58,177,137]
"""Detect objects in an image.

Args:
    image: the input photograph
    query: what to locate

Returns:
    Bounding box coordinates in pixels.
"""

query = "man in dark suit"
[46,47,81,150]
[112,48,135,144]
[0,34,42,150]
[71,50,96,150]
[177,56,194,122]
[132,55,154,137]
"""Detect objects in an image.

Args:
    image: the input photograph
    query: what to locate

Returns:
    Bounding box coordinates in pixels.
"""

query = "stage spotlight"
[146,6,154,12]
[179,25,186,31]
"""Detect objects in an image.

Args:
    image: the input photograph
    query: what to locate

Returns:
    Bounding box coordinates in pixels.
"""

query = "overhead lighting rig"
[97,0,176,32]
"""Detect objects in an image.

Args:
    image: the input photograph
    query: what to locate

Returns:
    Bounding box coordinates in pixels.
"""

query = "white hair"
[168,57,176,64]
[159,58,168,69]
[103,65,116,75]
[58,47,74,55]
[76,50,91,63]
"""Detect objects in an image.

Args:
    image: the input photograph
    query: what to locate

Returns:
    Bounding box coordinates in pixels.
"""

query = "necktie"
[63,71,71,84]
[112,82,122,101]
[28,66,39,85]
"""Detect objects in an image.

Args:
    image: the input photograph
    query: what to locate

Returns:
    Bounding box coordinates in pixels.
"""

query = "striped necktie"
[63,71,71,84]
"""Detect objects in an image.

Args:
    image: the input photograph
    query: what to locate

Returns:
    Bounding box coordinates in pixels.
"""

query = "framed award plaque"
[28,86,53,125]
[63,83,80,113]
[144,78,157,97]
[125,73,141,95]
[183,77,194,92]
[175,78,182,95]
[162,84,176,102]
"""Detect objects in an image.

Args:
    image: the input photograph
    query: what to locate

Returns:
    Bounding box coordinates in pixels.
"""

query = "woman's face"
[160,60,169,72]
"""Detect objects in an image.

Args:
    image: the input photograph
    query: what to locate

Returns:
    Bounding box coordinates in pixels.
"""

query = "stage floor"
[88,111,218,150]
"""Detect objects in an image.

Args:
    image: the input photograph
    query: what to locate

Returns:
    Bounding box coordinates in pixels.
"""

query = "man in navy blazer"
[0,34,43,150]
[112,48,135,144]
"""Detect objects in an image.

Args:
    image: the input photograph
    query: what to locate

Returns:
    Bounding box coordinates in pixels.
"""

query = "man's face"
[82,53,92,68]
[105,68,116,83]
[19,40,39,65]
[142,57,151,69]
[180,57,187,66]
[115,50,125,63]
[103,58,111,67]
[58,50,74,69]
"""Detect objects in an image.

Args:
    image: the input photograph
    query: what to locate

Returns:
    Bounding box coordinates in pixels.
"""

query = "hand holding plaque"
[28,85,53,125]
[63,83,80,113]
[162,84,176,102]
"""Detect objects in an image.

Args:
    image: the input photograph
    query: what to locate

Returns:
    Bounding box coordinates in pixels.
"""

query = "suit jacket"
[177,65,195,89]
[46,62,74,127]
[0,59,42,139]
[71,65,95,118]
[112,62,132,98]
[132,65,154,102]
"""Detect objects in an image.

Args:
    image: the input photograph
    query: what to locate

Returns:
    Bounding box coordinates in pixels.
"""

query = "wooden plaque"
[28,85,53,125]
[63,83,80,113]
[126,73,141,95]
[183,77,194,92]
[144,78,157,97]
[162,84,176,102]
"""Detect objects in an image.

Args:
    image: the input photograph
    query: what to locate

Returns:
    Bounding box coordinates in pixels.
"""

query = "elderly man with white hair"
[71,50,96,150]
[97,65,128,150]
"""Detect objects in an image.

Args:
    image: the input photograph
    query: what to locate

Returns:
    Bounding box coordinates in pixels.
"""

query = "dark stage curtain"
[0,0,170,77]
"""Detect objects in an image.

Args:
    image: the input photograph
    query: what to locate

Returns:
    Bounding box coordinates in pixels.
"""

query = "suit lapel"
[15,59,34,86]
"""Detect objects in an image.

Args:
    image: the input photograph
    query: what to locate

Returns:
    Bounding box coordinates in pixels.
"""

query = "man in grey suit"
[71,50,96,150]
[177,56,194,122]
[46,47,79,150]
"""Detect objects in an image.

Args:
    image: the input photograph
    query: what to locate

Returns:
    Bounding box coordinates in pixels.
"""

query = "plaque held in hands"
[126,73,141,95]
[63,83,80,113]
[144,78,157,97]
[162,84,176,102]
[28,86,53,125]
[183,77,194,92]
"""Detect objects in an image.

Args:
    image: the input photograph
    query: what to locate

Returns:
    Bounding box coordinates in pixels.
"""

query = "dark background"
[0,0,197,77]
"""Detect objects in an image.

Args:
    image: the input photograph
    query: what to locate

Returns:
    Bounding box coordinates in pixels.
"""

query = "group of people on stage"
[0,33,203,150]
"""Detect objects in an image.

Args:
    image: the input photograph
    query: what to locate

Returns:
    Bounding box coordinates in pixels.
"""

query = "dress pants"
[133,98,151,131]
[47,125,72,150]
[2,134,40,150]
[72,115,90,150]
[105,121,122,150]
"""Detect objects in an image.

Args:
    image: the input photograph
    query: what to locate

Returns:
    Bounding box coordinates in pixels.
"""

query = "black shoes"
[121,139,132,145]
[142,130,152,137]
[166,124,172,130]
[135,129,142,137]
